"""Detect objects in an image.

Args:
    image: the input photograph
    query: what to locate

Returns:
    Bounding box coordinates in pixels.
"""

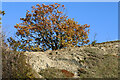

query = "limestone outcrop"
[24,40,119,78]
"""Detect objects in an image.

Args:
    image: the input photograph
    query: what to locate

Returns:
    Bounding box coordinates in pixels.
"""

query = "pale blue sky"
[2,2,118,44]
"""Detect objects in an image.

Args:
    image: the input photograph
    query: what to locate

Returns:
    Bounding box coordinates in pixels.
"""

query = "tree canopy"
[7,3,90,52]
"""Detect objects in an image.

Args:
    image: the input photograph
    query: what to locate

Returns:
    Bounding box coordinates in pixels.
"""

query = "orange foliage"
[7,3,90,52]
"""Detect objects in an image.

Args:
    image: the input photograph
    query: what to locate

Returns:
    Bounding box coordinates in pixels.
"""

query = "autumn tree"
[0,11,5,28]
[0,11,7,48]
[7,3,90,52]
[0,10,5,28]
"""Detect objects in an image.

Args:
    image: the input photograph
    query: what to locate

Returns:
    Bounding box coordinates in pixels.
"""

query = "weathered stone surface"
[23,40,119,78]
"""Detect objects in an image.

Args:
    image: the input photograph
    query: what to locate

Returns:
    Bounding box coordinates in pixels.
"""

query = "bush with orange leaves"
[7,3,90,52]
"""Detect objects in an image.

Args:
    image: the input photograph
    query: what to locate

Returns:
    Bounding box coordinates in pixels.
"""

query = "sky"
[2,2,118,44]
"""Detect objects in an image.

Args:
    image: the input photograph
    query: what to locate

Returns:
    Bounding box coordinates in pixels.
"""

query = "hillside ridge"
[24,40,119,78]
[2,40,119,78]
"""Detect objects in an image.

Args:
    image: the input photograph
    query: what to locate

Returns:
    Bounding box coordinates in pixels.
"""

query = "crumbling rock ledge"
[23,40,119,78]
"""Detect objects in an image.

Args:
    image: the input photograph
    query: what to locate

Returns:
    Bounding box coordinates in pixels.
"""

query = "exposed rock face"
[24,40,119,78]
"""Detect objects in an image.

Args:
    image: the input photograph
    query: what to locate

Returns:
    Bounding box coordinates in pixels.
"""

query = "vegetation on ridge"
[7,3,90,52]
